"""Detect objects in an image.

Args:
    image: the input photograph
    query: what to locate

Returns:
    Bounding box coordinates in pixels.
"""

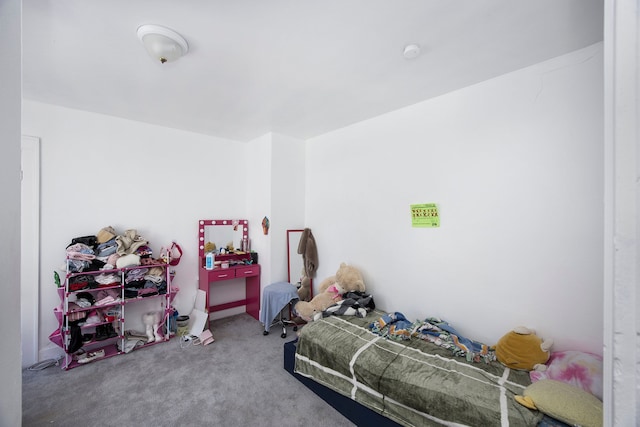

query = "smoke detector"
[403,44,421,60]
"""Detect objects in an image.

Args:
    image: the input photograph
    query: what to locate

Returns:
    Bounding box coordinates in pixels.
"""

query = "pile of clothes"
[54,226,180,359]
[63,226,168,298]
[369,312,496,364]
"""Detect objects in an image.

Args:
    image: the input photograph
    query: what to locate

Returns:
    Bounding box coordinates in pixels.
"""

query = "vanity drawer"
[208,269,236,281]
[235,265,260,277]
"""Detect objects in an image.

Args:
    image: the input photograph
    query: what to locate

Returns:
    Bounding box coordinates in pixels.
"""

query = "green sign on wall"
[411,203,440,228]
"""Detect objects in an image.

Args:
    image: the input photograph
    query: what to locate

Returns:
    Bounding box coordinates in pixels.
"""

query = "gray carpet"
[22,314,356,427]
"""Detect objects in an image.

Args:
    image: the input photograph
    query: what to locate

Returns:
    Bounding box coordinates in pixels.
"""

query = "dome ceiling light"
[137,24,189,64]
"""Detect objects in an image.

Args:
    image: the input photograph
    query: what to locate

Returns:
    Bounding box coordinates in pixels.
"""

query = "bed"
[285,309,549,427]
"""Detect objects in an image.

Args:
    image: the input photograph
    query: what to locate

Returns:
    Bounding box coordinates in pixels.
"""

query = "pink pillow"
[530,350,603,400]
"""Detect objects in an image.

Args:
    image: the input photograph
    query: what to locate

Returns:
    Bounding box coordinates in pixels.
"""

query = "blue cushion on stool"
[260,282,299,332]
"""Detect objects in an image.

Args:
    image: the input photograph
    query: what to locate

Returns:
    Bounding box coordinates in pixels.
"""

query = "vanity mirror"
[197,219,261,321]
[198,219,249,258]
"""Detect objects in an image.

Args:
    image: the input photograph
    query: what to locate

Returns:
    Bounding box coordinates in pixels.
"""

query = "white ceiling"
[22,1,604,142]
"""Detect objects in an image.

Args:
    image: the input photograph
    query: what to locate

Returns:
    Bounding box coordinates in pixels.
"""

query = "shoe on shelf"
[77,349,105,364]
[94,325,108,341]
[106,324,118,338]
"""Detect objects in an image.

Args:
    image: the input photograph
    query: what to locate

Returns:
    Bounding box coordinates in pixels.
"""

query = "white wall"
[21,101,252,358]
[0,0,22,425]
[306,43,604,355]
[270,133,306,280]
[246,133,272,293]
[246,132,306,285]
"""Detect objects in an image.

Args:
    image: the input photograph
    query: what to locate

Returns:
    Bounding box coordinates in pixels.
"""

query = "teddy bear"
[495,326,553,371]
[294,262,366,321]
[294,283,345,322]
[204,242,216,253]
[142,311,163,343]
[297,274,312,302]
[317,262,365,294]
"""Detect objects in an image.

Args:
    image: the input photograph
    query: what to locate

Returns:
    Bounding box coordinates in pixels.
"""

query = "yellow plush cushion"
[516,379,602,427]
[495,330,549,370]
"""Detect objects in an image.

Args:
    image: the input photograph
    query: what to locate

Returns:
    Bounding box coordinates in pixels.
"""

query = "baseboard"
[37,344,65,367]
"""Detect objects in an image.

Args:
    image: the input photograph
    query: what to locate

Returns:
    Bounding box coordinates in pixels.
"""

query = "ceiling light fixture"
[403,44,421,60]
[137,24,189,64]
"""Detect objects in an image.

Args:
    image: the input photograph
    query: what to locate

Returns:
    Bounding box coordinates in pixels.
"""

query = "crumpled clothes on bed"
[369,311,496,364]
[369,311,414,340]
[415,317,495,363]
[322,291,375,318]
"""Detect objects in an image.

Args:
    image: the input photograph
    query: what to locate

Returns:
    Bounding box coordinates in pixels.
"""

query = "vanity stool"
[260,281,299,338]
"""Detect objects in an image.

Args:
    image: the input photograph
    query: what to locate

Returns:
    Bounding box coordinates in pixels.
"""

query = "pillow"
[515,379,602,427]
[530,350,603,399]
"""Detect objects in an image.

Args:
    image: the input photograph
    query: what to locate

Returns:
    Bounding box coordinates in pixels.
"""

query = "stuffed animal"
[317,262,365,294]
[204,242,216,253]
[142,311,163,343]
[297,274,312,302]
[294,283,345,322]
[295,262,366,321]
[495,326,553,371]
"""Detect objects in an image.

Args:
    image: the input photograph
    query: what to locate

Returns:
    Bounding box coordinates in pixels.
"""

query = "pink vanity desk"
[198,219,260,321]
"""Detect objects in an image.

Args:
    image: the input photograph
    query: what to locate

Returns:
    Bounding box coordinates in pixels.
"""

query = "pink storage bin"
[53,305,63,325]
[48,329,63,349]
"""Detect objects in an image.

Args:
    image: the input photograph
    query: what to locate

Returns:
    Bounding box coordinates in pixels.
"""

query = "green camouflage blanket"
[294,309,543,427]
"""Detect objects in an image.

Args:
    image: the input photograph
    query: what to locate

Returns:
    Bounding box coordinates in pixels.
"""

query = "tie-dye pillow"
[530,350,603,400]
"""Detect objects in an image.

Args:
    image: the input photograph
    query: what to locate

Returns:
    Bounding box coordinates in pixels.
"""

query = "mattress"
[293,310,544,427]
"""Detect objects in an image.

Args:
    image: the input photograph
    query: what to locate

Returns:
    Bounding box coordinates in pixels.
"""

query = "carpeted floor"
[22,313,356,427]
